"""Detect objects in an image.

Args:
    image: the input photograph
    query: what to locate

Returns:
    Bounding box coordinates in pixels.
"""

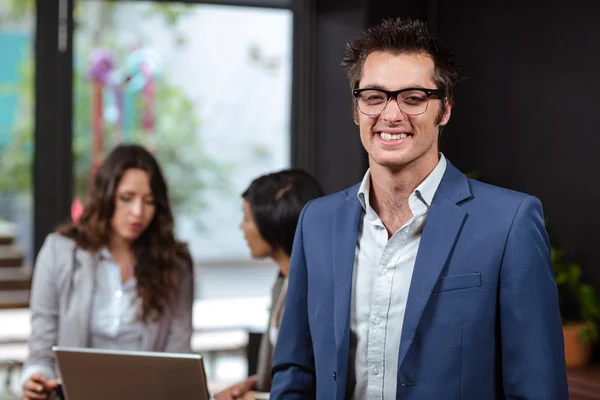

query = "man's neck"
[368,155,439,234]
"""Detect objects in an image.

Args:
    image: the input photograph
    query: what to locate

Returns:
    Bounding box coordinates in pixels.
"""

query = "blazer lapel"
[142,316,162,351]
[333,185,363,394]
[397,162,471,369]
[72,248,96,347]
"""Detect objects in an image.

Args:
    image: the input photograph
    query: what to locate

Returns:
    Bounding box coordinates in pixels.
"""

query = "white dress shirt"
[347,155,447,400]
[89,248,145,350]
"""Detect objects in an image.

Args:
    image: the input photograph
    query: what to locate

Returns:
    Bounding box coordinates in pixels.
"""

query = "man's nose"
[380,97,406,123]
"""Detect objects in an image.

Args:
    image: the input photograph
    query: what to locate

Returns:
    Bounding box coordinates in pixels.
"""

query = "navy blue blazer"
[270,161,568,400]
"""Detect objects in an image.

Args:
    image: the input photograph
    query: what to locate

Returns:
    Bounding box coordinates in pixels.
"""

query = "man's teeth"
[380,132,408,140]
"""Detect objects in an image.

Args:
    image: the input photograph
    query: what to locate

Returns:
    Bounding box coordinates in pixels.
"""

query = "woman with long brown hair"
[21,144,193,400]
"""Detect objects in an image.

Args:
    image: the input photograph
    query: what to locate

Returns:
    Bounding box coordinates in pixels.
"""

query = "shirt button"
[115,290,123,298]
[372,367,380,375]
[374,316,382,325]
[381,268,389,275]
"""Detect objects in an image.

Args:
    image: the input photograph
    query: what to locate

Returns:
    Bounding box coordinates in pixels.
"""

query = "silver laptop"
[53,346,210,400]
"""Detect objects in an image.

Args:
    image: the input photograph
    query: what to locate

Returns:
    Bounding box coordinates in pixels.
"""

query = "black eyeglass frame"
[352,87,445,116]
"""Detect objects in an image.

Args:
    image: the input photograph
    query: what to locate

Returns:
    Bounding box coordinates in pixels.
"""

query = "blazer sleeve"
[163,256,194,353]
[270,202,316,399]
[500,196,568,399]
[21,234,61,384]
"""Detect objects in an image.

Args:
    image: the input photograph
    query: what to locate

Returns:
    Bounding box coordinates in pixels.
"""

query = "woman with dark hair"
[215,169,323,400]
[21,144,193,400]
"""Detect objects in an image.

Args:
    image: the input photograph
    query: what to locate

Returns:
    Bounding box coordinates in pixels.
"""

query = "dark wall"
[436,1,600,327]
[366,0,427,26]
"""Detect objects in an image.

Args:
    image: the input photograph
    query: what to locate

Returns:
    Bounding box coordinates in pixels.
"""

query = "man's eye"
[401,91,427,103]
[363,94,385,103]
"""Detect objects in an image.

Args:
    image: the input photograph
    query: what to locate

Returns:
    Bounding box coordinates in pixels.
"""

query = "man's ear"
[353,107,359,125]
[439,101,452,127]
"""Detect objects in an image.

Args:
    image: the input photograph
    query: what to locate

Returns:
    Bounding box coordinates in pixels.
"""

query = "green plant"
[552,246,600,343]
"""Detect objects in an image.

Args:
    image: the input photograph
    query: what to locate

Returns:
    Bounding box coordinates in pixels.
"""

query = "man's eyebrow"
[356,83,387,90]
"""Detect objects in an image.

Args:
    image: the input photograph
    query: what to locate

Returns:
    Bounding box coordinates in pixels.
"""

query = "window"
[74,0,292,263]
[0,0,35,263]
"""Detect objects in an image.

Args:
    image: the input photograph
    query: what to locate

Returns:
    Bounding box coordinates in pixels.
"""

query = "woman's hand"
[214,376,258,400]
[22,373,59,400]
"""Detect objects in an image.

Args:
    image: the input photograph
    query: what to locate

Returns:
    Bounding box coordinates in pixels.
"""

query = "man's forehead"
[359,52,436,89]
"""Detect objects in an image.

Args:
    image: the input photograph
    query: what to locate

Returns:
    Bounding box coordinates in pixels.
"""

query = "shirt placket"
[366,227,408,400]
[110,263,123,343]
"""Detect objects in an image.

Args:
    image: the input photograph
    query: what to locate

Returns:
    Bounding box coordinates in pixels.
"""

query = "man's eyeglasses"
[352,87,444,116]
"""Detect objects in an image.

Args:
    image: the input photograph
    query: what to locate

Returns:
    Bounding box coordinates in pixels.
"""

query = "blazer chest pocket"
[432,272,481,293]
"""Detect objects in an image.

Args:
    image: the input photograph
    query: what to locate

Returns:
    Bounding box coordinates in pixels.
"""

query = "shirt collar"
[98,247,113,261]
[357,153,448,216]
[97,247,137,287]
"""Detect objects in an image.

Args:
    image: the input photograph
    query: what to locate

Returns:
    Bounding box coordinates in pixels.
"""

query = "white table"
[0,296,269,343]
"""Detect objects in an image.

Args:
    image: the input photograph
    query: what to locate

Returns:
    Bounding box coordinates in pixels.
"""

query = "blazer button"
[333,372,337,381]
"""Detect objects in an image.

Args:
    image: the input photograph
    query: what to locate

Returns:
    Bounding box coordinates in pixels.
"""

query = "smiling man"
[270,18,568,400]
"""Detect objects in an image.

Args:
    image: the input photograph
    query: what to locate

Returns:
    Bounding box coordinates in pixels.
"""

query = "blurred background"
[0,0,599,398]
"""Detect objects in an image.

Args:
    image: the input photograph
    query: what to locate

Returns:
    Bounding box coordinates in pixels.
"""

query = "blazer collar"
[435,160,472,204]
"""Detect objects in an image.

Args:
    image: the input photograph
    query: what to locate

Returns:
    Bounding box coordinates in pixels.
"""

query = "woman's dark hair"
[242,169,324,257]
[58,144,191,322]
